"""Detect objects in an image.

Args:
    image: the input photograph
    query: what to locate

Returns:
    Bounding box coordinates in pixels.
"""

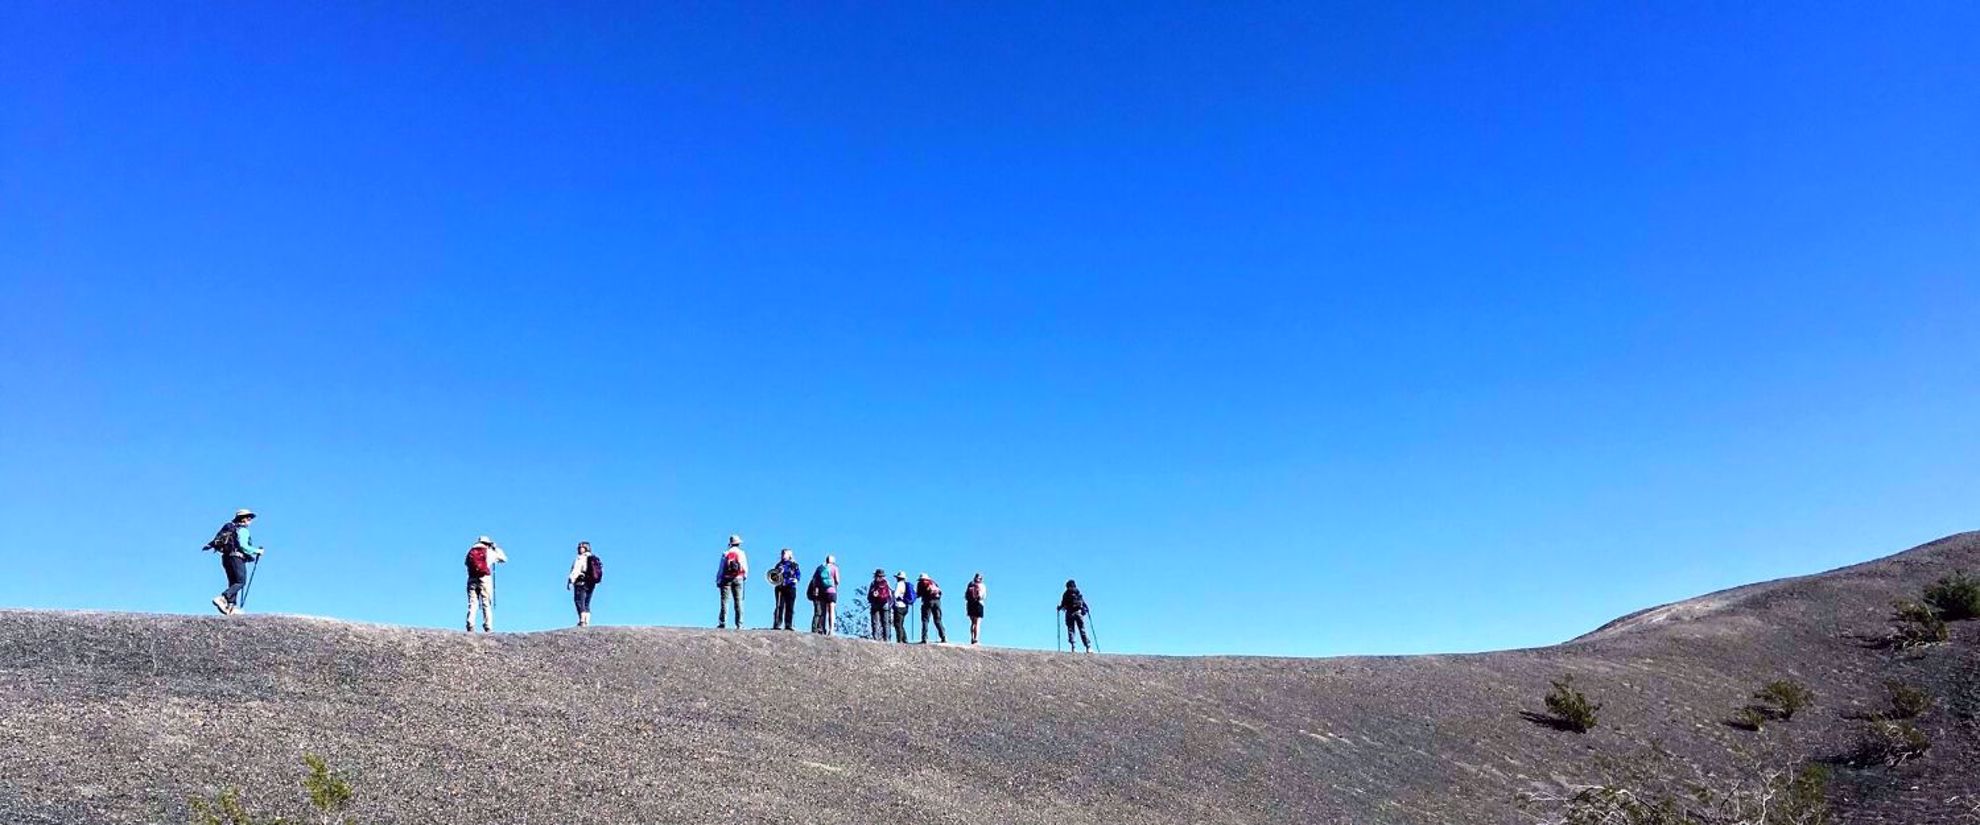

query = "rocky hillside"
[2,533,1976,824]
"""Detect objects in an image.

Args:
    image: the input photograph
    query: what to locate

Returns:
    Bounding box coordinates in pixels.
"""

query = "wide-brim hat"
[895,571,906,579]
[476,535,495,547]
[728,535,742,546]
[234,508,256,519]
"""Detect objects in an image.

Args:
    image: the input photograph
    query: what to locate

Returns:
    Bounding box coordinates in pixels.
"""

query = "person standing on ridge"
[465,536,507,632]
[812,555,840,635]
[1059,579,1091,652]
[866,569,893,641]
[891,571,914,644]
[203,508,265,615]
[964,573,987,645]
[771,548,802,631]
[716,535,749,629]
[916,572,947,644]
[566,541,601,627]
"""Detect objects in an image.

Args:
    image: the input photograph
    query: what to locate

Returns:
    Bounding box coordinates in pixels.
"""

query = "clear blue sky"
[2,2,1974,656]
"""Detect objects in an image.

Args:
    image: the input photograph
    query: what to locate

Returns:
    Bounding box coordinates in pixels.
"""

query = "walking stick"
[239,555,261,609]
[1054,607,1062,652]
[1087,610,1099,654]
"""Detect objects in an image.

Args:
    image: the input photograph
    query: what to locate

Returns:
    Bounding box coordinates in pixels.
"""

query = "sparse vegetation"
[188,755,355,825]
[1884,681,1932,720]
[1523,755,1831,825]
[1544,675,1601,734]
[1922,571,1980,621]
[1890,599,1949,648]
[1732,705,1770,732]
[1752,680,1814,721]
[1848,717,1930,767]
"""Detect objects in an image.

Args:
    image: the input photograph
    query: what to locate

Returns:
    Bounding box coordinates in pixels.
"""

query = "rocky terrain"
[1,533,1976,824]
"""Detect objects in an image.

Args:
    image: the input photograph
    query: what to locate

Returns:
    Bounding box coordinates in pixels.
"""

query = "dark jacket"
[1059,587,1088,616]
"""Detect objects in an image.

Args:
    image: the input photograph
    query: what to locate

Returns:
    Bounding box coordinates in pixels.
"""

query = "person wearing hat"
[964,573,987,645]
[465,535,507,632]
[771,548,802,631]
[715,535,749,629]
[203,509,265,615]
[890,571,914,644]
[915,572,948,644]
[865,568,893,641]
[1059,579,1091,652]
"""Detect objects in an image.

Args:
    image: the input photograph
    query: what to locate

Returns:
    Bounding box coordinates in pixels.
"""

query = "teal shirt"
[235,525,262,556]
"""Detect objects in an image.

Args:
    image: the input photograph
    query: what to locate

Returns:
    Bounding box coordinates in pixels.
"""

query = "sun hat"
[728,535,742,546]
[895,571,906,579]
[476,535,494,547]
[234,509,256,519]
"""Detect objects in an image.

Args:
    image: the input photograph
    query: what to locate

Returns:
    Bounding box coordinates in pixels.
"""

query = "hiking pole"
[1087,611,1099,654]
[1054,607,1062,652]
[239,555,261,610]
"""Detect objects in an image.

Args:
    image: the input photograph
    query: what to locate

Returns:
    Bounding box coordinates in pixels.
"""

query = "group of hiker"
[202,511,1097,651]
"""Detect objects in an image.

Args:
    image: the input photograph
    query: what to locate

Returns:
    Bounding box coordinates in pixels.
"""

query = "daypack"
[868,579,892,603]
[203,523,241,555]
[965,581,983,603]
[586,554,603,585]
[919,578,941,600]
[723,551,743,579]
[466,545,491,577]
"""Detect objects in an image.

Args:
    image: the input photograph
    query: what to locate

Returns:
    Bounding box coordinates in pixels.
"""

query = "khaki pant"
[467,576,495,631]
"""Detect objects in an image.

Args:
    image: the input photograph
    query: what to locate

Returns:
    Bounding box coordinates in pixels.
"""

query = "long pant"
[1066,612,1090,649]
[809,598,823,633]
[921,599,947,643]
[718,580,744,628]
[892,606,909,643]
[820,598,836,635]
[869,602,890,641]
[466,576,495,631]
[773,585,797,630]
[572,583,594,617]
[219,554,248,607]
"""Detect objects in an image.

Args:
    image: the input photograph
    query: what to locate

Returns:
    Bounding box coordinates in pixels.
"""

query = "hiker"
[916,573,947,644]
[964,573,987,645]
[891,571,914,644]
[1059,579,1091,652]
[203,508,265,615]
[772,548,802,631]
[716,535,749,628]
[866,569,893,641]
[465,536,507,632]
[811,555,840,635]
[565,541,602,627]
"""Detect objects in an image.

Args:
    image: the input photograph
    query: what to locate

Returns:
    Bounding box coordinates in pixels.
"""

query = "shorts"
[966,600,984,619]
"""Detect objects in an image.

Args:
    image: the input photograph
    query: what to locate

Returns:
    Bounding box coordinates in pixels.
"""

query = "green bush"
[1891,599,1949,648]
[1732,705,1769,732]
[1753,680,1814,721]
[1885,681,1932,720]
[1851,718,1930,767]
[1544,675,1601,734]
[1524,759,1830,825]
[188,754,355,825]
[1922,571,1980,621]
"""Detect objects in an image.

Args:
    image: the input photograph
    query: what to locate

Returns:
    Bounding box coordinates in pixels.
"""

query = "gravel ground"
[1,533,1975,824]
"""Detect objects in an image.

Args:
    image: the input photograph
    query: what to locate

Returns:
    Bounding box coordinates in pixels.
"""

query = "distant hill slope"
[2,533,1976,824]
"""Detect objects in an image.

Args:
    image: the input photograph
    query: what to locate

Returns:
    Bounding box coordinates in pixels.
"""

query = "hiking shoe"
[212,597,230,615]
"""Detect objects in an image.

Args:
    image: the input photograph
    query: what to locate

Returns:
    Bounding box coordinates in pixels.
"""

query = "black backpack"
[587,554,604,585]
[202,523,240,555]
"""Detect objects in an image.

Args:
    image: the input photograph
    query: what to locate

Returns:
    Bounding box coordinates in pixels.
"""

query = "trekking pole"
[1087,611,1100,654]
[239,555,261,610]
[1054,607,1062,652]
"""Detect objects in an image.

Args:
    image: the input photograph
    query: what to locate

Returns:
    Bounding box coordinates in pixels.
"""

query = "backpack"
[466,545,491,577]
[868,579,892,603]
[586,554,603,585]
[966,581,982,603]
[203,523,241,555]
[919,578,941,600]
[723,551,743,579]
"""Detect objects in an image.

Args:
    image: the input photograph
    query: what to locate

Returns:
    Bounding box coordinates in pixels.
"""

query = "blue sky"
[1,2,1975,656]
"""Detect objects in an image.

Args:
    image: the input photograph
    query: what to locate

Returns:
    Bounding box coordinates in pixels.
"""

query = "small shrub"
[1885,681,1932,720]
[1732,705,1769,732]
[1922,571,1980,621]
[1851,717,1930,767]
[1754,680,1815,721]
[300,754,353,824]
[188,788,285,825]
[188,754,353,825]
[1523,757,1830,825]
[1891,599,1949,648]
[1544,674,1601,733]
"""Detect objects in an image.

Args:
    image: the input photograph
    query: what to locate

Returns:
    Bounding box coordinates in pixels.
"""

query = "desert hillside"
[2,533,1976,824]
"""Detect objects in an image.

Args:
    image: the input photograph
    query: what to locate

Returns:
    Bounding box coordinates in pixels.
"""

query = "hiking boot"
[212,596,230,615]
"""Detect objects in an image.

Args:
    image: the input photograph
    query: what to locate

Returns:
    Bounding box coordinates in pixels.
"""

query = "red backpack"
[868,579,892,603]
[466,545,491,577]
